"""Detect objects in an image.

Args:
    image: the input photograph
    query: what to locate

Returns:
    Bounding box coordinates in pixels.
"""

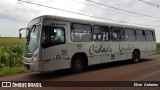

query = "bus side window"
[145,30,154,41]
[71,23,92,42]
[93,25,109,41]
[124,28,135,41]
[110,27,124,41]
[152,31,156,41]
[93,34,97,40]
[136,30,145,41]
[42,26,65,48]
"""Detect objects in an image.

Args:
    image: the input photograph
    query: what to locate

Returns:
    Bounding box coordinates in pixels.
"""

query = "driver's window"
[51,28,65,43]
[42,26,65,48]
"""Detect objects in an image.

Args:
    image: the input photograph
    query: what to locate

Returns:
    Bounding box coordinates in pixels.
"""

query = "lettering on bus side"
[89,44,112,55]
[89,44,133,55]
[119,44,132,53]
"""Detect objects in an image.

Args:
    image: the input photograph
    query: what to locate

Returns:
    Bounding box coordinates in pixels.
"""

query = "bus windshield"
[26,25,41,53]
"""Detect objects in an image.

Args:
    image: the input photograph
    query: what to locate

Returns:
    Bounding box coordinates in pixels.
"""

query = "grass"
[157,43,160,54]
[0,66,28,77]
[0,37,25,44]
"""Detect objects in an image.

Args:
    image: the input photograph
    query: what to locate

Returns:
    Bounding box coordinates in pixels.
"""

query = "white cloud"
[0,0,160,42]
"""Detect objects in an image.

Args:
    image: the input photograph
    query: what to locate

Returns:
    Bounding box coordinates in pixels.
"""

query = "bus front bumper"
[23,61,38,71]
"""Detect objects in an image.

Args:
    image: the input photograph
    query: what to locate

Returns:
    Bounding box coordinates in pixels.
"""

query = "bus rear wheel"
[132,51,140,63]
[71,56,86,73]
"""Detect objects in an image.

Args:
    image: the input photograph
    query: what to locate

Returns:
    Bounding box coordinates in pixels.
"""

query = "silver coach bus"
[19,15,156,73]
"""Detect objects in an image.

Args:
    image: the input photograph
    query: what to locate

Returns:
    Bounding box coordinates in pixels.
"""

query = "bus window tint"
[145,31,154,41]
[71,24,92,42]
[42,26,65,48]
[124,28,135,41]
[110,27,124,41]
[136,30,145,41]
[93,26,109,41]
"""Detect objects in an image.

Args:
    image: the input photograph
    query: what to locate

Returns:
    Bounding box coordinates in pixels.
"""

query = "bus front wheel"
[71,56,85,73]
[132,51,140,63]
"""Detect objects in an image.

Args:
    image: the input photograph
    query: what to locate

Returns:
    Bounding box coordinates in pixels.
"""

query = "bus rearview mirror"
[19,33,22,39]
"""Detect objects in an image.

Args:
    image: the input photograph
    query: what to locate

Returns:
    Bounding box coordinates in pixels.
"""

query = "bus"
[19,15,156,73]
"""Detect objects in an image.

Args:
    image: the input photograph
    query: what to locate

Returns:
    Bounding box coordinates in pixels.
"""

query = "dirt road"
[1,54,160,90]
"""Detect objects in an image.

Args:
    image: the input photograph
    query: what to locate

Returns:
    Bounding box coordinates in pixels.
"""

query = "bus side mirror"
[19,33,22,39]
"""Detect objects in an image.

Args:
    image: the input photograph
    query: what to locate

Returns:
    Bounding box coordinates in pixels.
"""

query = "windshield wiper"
[26,25,36,45]
[26,30,31,45]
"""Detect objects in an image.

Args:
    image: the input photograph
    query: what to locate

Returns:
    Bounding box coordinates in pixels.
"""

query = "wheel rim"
[72,56,86,73]
[75,60,83,70]
[134,52,139,62]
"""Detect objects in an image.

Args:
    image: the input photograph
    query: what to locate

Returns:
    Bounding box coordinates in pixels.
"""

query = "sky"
[0,0,160,42]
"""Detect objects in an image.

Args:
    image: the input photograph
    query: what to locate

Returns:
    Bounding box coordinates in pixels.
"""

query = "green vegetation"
[157,43,160,54]
[0,66,27,77]
[0,37,28,76]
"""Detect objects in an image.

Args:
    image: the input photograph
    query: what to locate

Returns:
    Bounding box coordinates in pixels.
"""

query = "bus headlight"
[33,55,38,62]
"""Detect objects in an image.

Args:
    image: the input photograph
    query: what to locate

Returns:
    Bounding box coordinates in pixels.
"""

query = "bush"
[0,66,27,77]
[0,44,24,67]
[0,63,6,68]
[0,37,25,68]
[0,66,13,76]
[157,43,160,54]
[0,38,28,77]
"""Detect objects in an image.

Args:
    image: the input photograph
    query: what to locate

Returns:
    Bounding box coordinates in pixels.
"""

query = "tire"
[71,56,86,73]
[132,51,140,63]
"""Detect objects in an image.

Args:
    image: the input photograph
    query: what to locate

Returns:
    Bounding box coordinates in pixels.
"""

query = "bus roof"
[40,15,154,31]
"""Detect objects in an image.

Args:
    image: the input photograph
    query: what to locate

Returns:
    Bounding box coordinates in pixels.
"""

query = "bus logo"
[2,82,11,87]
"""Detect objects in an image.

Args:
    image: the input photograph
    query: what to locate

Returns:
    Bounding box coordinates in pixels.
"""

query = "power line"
[70,0,131,16]
[85,0,160,19]
[18,0,160,28]
[70,0,160,21]
[139,0,160,8]
[17,0,124,23]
